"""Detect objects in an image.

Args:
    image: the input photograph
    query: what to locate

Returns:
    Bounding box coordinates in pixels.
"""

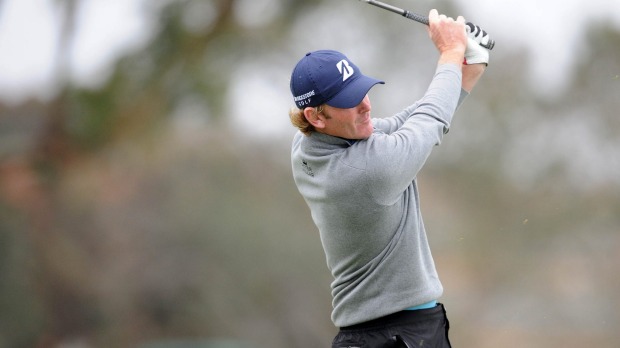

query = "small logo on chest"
[302,160,315,177]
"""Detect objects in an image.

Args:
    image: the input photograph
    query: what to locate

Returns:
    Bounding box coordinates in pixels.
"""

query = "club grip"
[403,12,495,50]
[402,11,429,25]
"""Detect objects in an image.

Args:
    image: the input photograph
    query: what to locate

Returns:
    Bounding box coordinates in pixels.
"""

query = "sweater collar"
[310,132,358,147]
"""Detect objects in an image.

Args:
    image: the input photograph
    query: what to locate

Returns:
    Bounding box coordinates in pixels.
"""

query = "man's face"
[321,95,373,140]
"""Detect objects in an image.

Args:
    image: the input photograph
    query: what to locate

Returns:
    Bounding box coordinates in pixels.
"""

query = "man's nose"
[358,95,371,112]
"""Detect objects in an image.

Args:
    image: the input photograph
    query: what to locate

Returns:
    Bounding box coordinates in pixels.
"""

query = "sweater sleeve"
[373,66,469,135]
[365,63,463,205]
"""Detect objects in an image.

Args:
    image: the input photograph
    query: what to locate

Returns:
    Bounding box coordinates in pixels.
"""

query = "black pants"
[332,303,452,348]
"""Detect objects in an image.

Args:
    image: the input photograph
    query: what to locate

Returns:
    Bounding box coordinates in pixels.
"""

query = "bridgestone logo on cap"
[294,90,315,103]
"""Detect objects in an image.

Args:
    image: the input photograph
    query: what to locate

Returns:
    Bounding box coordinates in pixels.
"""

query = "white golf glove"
[464,22,490,65]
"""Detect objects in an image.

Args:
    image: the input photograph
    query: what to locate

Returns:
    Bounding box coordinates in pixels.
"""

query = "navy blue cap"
[290,50,384,109]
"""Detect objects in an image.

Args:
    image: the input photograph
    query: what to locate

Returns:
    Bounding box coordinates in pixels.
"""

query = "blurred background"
[0,0,619,347]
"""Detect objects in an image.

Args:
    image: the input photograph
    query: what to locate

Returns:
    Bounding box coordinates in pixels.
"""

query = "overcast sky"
[1,0,619,104]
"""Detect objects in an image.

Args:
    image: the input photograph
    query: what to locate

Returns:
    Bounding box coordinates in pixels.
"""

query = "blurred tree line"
[0,0,619,347]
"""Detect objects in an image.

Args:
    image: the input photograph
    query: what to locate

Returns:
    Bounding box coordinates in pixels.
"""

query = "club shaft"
[365,0,429,25]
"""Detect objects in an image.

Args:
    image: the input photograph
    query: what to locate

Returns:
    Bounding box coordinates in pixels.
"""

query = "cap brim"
[325,75,385,109]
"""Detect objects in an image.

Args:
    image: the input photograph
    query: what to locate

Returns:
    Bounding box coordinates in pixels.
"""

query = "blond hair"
[288,105,328,136]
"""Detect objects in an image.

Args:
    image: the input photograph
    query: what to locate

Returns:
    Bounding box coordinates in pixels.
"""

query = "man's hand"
[464,23,490,65]
[427,9,467,66]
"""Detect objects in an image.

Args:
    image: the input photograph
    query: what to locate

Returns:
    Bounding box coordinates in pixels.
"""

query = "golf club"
[359,0,495,50]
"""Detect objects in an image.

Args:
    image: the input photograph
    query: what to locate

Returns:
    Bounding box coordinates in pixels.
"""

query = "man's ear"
[303,107,326,129]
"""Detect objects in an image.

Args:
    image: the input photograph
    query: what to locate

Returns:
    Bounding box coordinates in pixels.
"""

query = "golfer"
[288,10,489,347]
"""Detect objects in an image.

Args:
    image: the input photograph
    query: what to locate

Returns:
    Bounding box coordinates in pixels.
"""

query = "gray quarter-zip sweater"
[291,63,466,327]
